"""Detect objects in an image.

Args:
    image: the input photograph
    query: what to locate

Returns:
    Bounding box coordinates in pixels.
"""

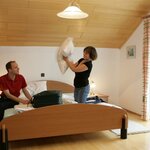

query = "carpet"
[111,120,150,135]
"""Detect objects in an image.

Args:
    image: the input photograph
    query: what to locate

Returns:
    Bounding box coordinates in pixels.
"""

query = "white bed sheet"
[4,93,77,118]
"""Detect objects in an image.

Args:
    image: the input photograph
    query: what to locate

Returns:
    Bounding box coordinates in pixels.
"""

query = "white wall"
[119,22,143,114]
[0,46,74,83]
[0,46,120,104]
[93,48,120,105]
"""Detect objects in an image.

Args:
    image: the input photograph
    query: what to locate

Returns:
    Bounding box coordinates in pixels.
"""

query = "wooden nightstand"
[95,94,109,102]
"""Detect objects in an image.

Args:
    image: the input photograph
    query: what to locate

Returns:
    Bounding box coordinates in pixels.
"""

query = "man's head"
[6,61,19,75]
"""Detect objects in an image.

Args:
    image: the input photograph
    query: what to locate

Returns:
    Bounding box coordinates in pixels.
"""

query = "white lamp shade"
[57,6,88,19]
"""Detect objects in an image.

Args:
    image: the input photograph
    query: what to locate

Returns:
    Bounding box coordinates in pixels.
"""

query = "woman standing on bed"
[63,46,97,103]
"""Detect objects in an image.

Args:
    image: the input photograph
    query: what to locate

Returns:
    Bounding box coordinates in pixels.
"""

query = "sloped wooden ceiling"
[0,0,150,48]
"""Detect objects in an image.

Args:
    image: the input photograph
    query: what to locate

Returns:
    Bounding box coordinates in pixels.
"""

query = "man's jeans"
[0,98,18,121]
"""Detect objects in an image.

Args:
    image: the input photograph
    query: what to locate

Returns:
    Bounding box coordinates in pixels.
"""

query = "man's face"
[9,62,19,75]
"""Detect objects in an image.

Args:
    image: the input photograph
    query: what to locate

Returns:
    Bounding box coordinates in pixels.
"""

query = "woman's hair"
[84,46,97,60]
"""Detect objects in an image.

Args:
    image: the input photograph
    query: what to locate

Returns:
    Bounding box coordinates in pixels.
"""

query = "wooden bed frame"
[0,80,128,143]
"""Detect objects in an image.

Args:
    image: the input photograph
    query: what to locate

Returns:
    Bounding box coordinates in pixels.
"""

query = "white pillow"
[62,93,78,104]
[57,37,74,74]
[19,81,47,99]
[32,81,47,95]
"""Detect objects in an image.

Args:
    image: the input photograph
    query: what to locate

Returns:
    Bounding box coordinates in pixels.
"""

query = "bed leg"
[0,127,2,150]
[0,125,9,150]
[121,117,127,139]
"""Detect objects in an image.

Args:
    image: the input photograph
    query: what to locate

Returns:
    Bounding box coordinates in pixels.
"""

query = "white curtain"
[142,15,150,120]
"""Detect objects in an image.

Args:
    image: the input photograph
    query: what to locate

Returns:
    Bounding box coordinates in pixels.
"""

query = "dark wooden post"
[0,125,9,150]
[121,117,127,139]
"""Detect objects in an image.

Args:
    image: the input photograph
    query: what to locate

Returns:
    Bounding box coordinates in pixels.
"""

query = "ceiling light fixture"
[57,1,88,19]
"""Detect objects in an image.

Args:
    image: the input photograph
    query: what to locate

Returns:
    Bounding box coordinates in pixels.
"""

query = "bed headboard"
[46,80,74,93]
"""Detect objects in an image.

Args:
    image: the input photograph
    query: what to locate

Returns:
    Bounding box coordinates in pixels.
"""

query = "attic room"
[0,0,150,150]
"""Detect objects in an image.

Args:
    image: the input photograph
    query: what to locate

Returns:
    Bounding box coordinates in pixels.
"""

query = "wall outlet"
[41,73,45,77]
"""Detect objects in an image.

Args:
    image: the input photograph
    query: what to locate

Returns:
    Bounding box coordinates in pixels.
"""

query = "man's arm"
[3,89,30,104]
[22,87,32,102]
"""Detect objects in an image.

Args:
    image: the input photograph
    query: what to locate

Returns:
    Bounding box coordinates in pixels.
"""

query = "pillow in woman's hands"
[57,37,74,74]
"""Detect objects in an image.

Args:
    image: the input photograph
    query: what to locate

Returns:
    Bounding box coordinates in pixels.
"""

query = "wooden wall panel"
[0,0,149,48]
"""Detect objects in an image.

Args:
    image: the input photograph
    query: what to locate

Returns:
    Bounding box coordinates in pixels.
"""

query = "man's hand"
[20,99,30,104]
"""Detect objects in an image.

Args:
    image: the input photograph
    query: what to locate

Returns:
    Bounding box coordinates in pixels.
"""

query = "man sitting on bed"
[0,61,32,121]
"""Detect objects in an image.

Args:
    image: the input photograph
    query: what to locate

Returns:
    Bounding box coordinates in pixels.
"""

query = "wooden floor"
[9,112,150,150]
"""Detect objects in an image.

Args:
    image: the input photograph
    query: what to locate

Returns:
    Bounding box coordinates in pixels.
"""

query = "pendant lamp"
[57,1,88,19]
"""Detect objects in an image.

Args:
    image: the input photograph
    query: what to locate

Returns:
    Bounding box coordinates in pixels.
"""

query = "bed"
[0,80,128,143]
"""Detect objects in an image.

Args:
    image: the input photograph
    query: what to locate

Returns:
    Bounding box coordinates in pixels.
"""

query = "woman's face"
[83,51,90,59]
